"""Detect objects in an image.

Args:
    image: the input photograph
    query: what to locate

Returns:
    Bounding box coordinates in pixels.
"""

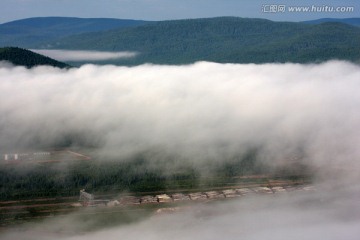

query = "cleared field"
[1,150,91,165]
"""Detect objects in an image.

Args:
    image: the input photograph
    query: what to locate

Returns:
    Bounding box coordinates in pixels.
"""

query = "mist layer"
[31,50,138,61]
[0,61,360,173]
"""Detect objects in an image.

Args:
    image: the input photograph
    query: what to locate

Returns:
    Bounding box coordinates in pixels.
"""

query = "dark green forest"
[43,17,360,65]
[0,153,256,200]
[0,47,70,68]
[0,150,310,201]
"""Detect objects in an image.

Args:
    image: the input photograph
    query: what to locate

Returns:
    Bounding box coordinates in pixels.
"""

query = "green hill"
[303,18,360,27]
[0,47,70,68]
[39,17,360,65]
[0,17,150,48]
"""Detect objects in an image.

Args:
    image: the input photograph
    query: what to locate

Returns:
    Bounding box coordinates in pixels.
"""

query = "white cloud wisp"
[31,49,138,61]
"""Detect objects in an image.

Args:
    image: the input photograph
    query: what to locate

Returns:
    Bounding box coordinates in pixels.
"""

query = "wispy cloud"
[31,49,138,61]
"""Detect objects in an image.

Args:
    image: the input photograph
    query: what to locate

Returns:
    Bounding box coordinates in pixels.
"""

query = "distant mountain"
[303,18,360,27]
[0,17,150,48]
[0,47,70,68]
[40,17,360,65]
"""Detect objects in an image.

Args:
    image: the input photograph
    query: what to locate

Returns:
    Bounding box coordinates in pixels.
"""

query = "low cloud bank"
[31,49,138,61]
[0,61,360,173]
[1,61,360,239]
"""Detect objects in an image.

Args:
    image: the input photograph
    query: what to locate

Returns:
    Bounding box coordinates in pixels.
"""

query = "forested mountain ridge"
[0,17,150,48]
[1,17,359,65]
[303,18,360,27]
[40,17,360,65]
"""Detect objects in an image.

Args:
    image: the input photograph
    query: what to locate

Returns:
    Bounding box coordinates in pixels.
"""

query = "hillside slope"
[41,17,360,64]
[303,18,360,27]
[0,47,70,68]
[0,17,150,48]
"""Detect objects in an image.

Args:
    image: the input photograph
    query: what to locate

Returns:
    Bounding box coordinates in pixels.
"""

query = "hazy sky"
[0,0,359,23]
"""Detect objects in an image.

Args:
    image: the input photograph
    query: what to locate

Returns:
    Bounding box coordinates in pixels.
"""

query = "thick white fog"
[31,50,138,61]
[1,61,360,170]
[1,61,360,239]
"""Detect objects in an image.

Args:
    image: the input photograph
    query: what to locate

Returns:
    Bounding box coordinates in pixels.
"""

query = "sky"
[0,0,359,23]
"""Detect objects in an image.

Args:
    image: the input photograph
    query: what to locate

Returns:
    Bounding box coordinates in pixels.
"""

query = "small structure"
[222,189,239,198]
[156,194,172,203]
[205,191,225,199]
[3,153,19,161]
[3,152,51,162]
[189,192,207,200]
[171,193,190,202]
[107,200,120,207]
[141,195,158,204]
[79,189,94,206]
[235,188,255,196]
[119,196,141,205]
[271,186,286,194]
